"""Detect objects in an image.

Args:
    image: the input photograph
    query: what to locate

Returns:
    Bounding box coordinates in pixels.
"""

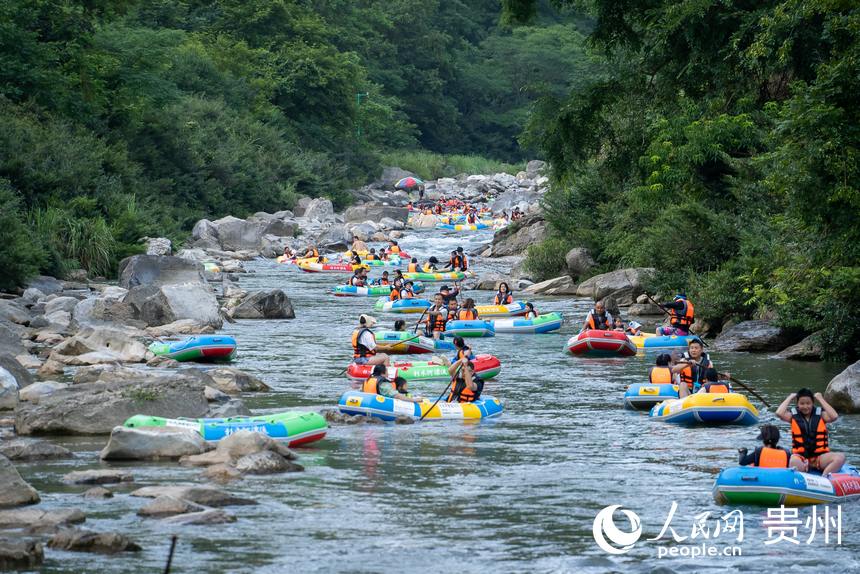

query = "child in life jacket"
[738,424,795,468]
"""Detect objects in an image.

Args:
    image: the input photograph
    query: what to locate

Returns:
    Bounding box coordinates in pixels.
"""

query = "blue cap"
[674,294,687,301]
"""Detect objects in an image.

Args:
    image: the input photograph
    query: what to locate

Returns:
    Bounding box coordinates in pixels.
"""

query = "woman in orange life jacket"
[493,282,514,305]
[362,365,422,403]
[672,338,721,396]
[459,298,479,320]
[390,279,403,301]
[423,292,448,340]
[365,248,378,261]
[303,245,319,258]
[695,368,732,394]
[348,270,365,288]
[407,258,419,273]
[524,302,538,319]
[451,336,475,362]
[401,281,416,299]
[648,353,679,386]
[351,315,389,367]
[378,271,390,286]
[776,387,846,475]
[423,257,440,272]
[656,294,695,336]
[388,240,401,255]
[444,250,463,272]
[738,424,796,469]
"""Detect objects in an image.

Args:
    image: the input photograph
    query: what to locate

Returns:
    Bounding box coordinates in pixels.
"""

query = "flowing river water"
[17,227,860,573]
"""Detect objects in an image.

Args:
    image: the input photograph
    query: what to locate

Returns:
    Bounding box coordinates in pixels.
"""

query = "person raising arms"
[776,388,846,476]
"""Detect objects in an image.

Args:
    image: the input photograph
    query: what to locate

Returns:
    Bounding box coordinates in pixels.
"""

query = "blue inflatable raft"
[337,390,503,421]
[713,465,860,506]
[444,320,496,338]
[623,383,680,410]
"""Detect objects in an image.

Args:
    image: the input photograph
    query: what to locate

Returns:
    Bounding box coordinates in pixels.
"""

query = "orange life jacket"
[390,246,401,254]
[467,213,476,223]
[756,447,790,468]
[390,289,401,301]
[366,253,377,261]
[585,310,611,331]
[380,278,390,286]
[679,353,712,386]
[351,328,376,359]
[450,255,463,269]
[448,375,481,403]
[670,300,695,329]
[362,376,393,394]
[494,292,513,305]
[407,263,418,272]
[305,248,319,258]
[426,306,447,332]
[649,366,673,384]
[702,382,730,393]
[455,348,472,362]
[790,407,829,458]
[459,309,477,320]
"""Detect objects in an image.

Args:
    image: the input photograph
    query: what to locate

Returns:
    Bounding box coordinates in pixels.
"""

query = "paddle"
[163,535,178,574]
[644,292,708,346]
[413,306,430,334]
[420,362,462,422]
[721,373,771,409]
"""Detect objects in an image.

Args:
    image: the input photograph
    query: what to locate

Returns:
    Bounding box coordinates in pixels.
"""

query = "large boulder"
[0,456,40,507]
[15,369,210,435]
[302,198,334,222]
[565,247,595,279]
[26,276,63,296]
[50,326,148,365]
[180,430,302,477]
[714,320,791,352]
[526,159,547,176]
[575,268,654,300]
[315,223,353,250]
[229,289,295,319]
[144,237,172,256]
[48,528,141,553]
[100,426,210,461]
[124,283,222,329]
[344,204,409,225]
[0,322,26,357]
[0,508,85,529]
[208,216,264,251]
[0,300,31,325]
[118,255,205,289]
[0,438,73,461]
[410,213,437,229]
[208,368,271,394]
[0,539,43,569]
[824,361,860,413]
[0,354,33,389]
[190,219,221,250]
[523,275,578,296]
[377,166,416,188]
[487,215,548,257]
[774,332,824,361]
[1,369,20,411]
[137,495,204,518]
[130,485,256,507]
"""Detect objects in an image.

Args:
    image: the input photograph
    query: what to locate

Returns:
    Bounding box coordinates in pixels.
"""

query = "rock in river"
[824,360,860,413]
[228,289,295,319]
[62,469,134,485]
[0,539,43,569]
[0,438,73,461]
[0,455,40,507]
[130,485,256,507]
[118,255,206,289]
[137,495,204,518]
[100,426,210,461]
[575,268,654,300]
[48,528,141,553]
[714,320,791,352]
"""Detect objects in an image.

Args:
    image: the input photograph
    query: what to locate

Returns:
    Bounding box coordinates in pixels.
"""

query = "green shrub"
[0,180,44,290]
[524,237,572,282]
[378,150,520,180]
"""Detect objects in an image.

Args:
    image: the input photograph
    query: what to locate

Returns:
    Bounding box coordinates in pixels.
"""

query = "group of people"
[581,294,692,337]
[404,246,470,274]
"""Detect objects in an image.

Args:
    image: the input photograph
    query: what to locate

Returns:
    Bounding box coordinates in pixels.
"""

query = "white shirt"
[359,330,376,351]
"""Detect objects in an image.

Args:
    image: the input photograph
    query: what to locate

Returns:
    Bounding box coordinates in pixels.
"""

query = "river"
[18,227,860,573]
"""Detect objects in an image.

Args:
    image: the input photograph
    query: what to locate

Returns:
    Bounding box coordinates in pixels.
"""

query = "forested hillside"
[511,0,860,359]
[0,0,597,287]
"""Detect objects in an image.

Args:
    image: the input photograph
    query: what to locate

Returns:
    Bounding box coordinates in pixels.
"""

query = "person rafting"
[444,250,464,272]
[407,258,419,272]
[303,245,319,258]
[352,315,389,367]
[447,298,461,323]
[366,248,378,261]
[581,301,613,332]
[625,320,642,336]
[656,294,695,335]
[776,388,846,476]
[394,319,407,331]
[402,281,416,299]
[441,356,484,403]
[494,282,514,305]
[282,246,296,260]
[697,368,731,394]
[524,302,538,319]
[423,293,448,340]
[612,317,626,332]
[456,246,469,271]
[348,270,365,287]
[350,253,362,266]
[423,257,440,272]
[466,210,477,224]
[388,240,401,255]
[738,424,793,468]
[390,279,403,301]
[379,271,390,286]
[351,236,368,254]
[459,298,479,320]
[362,365,422,403]
[672,338,715,392]
[648,353,678,385]
[439,284,460,305]
[451,336,475,362]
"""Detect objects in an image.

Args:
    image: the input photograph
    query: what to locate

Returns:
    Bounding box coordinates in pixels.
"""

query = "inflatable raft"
[474,301,528,318]
[492,312,564,334]
[444,320,496,338]
[333,285,393,297]
[649,392,759,425]
[359,258,402,267]
[403,271,469,282]
[623,383,680,410]
[436,223,489,231]
[298,262,358,273]
[123,411,327,447]
[713,465,860,506]
[629,333,698,349]
[346,354,501,383]
[375,331,456,354]
[338,391,503,421]
[566,330,637,357]
[148,335,237,363]
[373,298,432,314]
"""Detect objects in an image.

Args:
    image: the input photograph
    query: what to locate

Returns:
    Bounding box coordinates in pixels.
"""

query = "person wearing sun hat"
[351,314,389,366]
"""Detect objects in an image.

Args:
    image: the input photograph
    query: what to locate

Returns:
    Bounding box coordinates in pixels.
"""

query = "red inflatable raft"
[346,354,502,383]
[566,330,637,357]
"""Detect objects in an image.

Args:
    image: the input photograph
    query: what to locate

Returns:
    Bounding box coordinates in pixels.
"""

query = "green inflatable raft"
[123,411,327,447]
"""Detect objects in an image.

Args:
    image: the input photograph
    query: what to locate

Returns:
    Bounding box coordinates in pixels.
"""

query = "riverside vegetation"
[509,0,860,361]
